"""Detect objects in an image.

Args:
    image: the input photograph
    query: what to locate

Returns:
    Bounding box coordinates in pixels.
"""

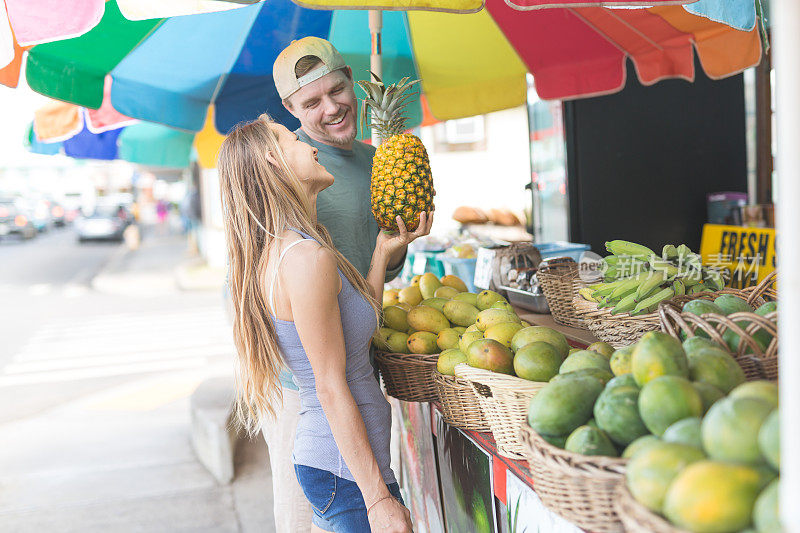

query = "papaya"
[549,368,613,386]
[527,373,605,436]
[609,345,634,376]
[758,409,780,471]
[458,330,484,354]
[605,373,638,391]
[541,433,568,449]
[631,331,689,387]
[622,435,662,460]
[476,289,507,310]
[663,461,764,533]
[442,300,480,328]
[513,342,562,382]
[587,341,615,359]
[436,328,461,351]
[440,274,468,293]
[483,322,524,349]
[638,375,703,436]
[753,478,781,533]
[682,336,720,356]
[662,417,703,450]
[702,396,775,464]
[687,346,746,393]
[560,350,612,375]
[730,380,779,409]
[626,442,706,512]
[594,379,649,446]
[714,294,753,315]
[752,302,778,351]
[511,326,570,359]
[692,381,725,414]
[383,305,409,332]
[466,339,514,375]
[564,426,618,457]
[452,292,479,307]
[437,348,468,376]
[407,306,450,334]
[421,297,449,312]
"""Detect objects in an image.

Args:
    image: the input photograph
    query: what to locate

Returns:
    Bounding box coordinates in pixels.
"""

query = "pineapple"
[358,75,434,232]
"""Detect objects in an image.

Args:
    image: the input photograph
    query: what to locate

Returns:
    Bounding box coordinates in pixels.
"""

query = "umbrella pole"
[773,0,800,529]
[369,10,383,146]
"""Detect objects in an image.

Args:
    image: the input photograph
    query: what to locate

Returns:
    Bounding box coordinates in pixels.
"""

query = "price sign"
[412,252,428,275]
[474,247,495,290]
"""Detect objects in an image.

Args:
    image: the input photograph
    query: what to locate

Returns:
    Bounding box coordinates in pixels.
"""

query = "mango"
[475,309,520,332]
[491,301,515,313]
[437,328,461,351]
[521,320,532,327]
[622,435,662,460]
[459,330,484,354]
[511,326,569,359]
[476,289,507,310]
[466,339,514,375]
[550,368,613,386]
[639,376,703,436]
[453,326,467,335]
[437,348,468,376]
[434,286,459,299]
[398,285,423,306]
[631,331,689,387]
[395,302,412,312]
[483,322,524,349]
[560,350,612,375]
[419,272,442,299]
[442,300,481,327]
[565,425,618,457]
[452,292,479,307]
[440,274,468,293]
[383,305,409,332]
[587,341,615,359]
[382,289,400,307]
[410,274,422,285]
[407,331,439,354]
[407,306,450,334]
[465,324,480,333]
[528,373,605,436]
[513,341,561,382]
[626,442,706,512]
[687,346,745,393]
[421,297,448,312]
[386,331,409,354]
[610,345,634,376]
[372,327,395,351]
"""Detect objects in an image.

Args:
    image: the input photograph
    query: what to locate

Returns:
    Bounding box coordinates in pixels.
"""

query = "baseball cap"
[273,37,347,100]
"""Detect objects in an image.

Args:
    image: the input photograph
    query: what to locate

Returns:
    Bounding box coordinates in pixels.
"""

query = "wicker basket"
[520,426,627,532]
[659,302,778,380]
[375,352,439,402]
[433,371,490,432]
[615,484,687,533]
[454,363,546,459]
[740,270,778,303]
[537,259,588,329]
[573,297,663,348]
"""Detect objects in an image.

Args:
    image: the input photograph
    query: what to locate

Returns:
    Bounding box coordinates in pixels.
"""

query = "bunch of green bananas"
[579,240,725,316]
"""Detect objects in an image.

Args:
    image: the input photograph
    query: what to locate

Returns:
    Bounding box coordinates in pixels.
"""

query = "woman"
[218,114,430,533]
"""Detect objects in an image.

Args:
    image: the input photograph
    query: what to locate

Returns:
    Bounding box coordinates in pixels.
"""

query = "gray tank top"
[269,229,395,485]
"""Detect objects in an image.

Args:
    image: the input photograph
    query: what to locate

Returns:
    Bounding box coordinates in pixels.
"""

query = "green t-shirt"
[296,128,405,281]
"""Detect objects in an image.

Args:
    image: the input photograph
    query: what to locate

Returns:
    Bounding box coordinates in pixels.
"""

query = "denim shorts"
[294,464,404,532]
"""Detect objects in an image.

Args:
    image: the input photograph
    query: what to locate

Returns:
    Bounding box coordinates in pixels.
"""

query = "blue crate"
[534,241,591,262]
[439,256,478,293]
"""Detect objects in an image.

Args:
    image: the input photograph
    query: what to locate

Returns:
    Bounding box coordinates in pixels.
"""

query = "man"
[265,37,416,532]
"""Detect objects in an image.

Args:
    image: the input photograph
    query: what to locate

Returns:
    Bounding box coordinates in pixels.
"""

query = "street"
[0,227,272,532]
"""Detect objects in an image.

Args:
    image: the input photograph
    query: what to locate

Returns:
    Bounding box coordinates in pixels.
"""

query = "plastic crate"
[534,241,591,262]
[439,256,478,292]
[400,251,446,283]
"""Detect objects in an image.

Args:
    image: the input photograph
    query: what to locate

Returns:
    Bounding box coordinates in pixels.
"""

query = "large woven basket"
[573,297,663,348]
[537,259,588,329]
[614,484,686,533]
[375,352,439,402]
[740,270,778,303]
[520,426,628,532]
[454,363,546,459]
[433,371,490,432]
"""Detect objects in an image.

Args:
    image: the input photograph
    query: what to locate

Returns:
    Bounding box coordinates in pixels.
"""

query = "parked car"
[0,197,37,240]
[75,205,131,242]
[48,200,67,227]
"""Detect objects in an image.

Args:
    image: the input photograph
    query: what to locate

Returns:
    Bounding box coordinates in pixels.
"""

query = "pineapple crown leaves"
[357,72,420,139]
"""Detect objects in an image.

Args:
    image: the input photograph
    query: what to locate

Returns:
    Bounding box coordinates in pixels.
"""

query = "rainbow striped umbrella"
[9,0,761,168]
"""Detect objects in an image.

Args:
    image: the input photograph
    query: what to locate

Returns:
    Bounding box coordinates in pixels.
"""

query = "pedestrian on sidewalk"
[218,114,431,532]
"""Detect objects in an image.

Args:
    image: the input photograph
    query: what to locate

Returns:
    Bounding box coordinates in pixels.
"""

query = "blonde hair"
[218,114,379,435]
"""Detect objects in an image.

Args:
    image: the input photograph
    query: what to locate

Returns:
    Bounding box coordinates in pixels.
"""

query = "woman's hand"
[376,211,434,259]
[367,496,413,533]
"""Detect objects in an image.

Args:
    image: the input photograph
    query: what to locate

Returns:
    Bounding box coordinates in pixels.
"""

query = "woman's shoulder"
[280,238,340,290]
